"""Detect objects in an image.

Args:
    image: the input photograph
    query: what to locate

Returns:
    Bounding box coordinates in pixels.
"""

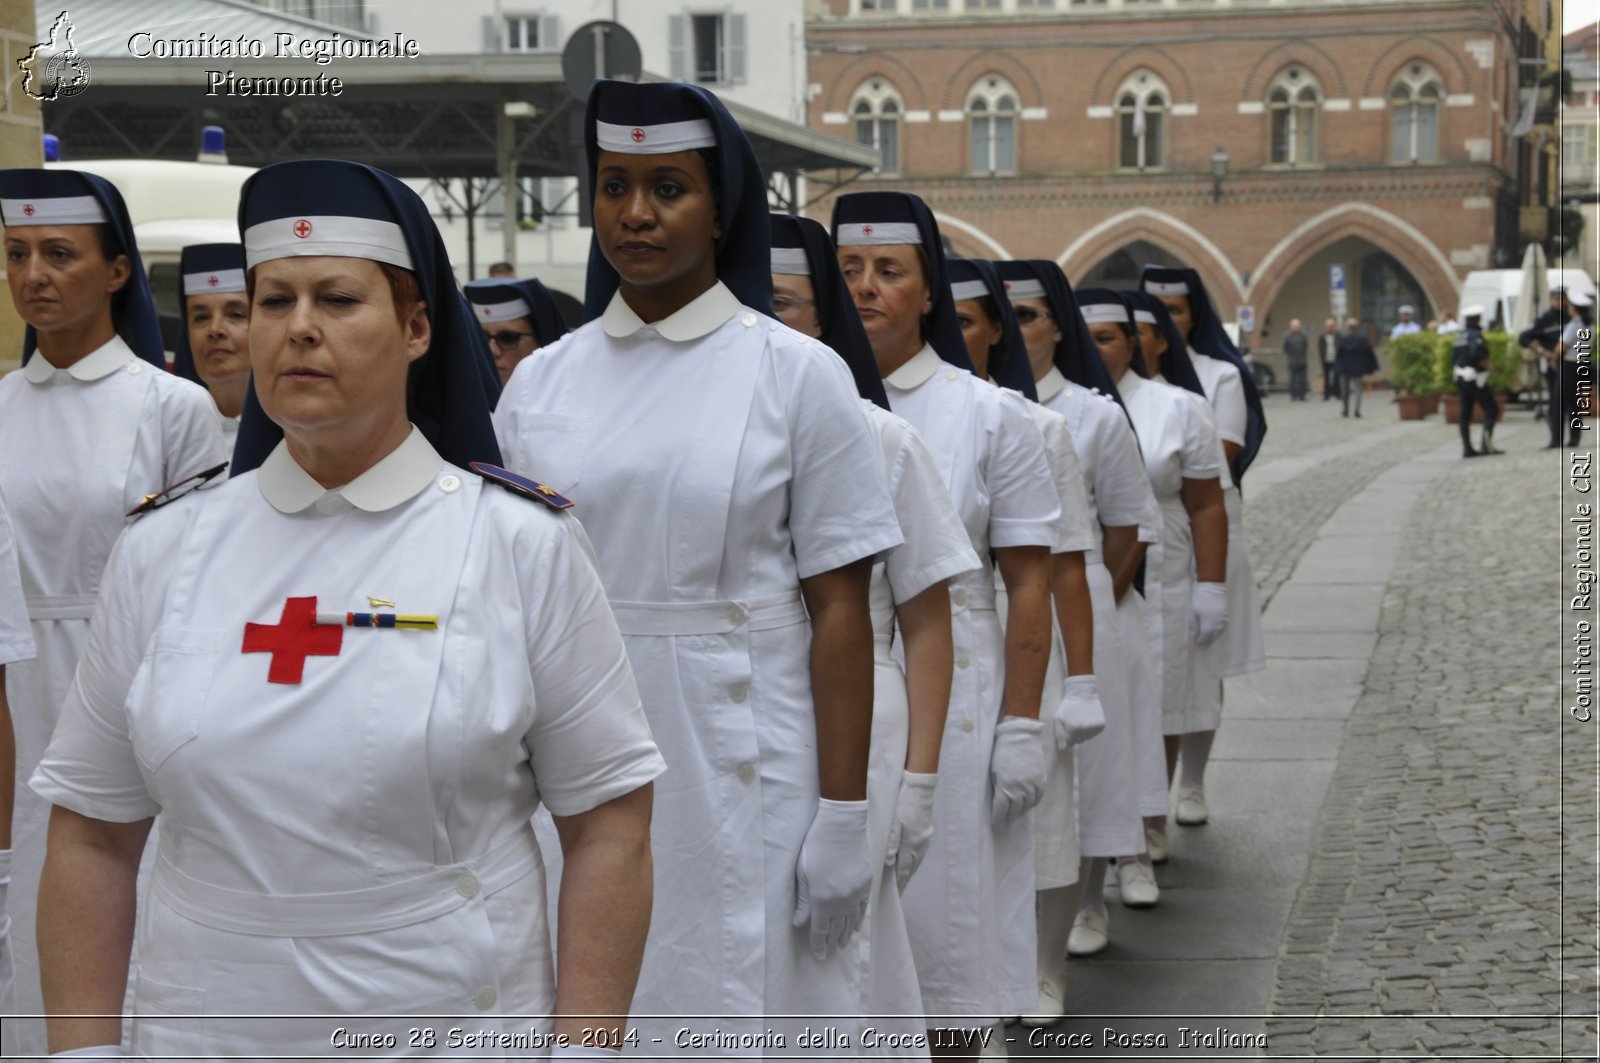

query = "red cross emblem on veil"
[22,203,34,216]
[862,224,874,236]
[207,275,219,287]
[243,597,343,684]
[293,219,313,239]
[630,127,646,143]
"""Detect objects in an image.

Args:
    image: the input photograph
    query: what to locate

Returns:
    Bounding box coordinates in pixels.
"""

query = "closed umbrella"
[1511,242,1548,395]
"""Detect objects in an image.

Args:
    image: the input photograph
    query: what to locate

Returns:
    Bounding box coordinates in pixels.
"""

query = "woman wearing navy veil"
[495,83,902,1054]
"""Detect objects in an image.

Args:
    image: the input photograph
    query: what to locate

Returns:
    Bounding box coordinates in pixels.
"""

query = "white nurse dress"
[0,336,224,1057]
[494,283,902,1054]
[32,428,665,1058]
[881,345,1059,1024]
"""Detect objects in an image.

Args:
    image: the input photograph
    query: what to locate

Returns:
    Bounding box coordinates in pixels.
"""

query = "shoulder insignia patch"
[127,462,229,518]
[469,462,574,510]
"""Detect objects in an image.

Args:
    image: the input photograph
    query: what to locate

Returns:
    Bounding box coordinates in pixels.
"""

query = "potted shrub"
[1388,331,1439,419]
[1438,330,1514,424]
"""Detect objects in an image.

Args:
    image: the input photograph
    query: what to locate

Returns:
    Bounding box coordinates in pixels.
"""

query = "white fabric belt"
[952,577,998,612]
[1453,366,1490,386]
[608,591,807,636]
[151,825,541,937]
[25,593,97,620]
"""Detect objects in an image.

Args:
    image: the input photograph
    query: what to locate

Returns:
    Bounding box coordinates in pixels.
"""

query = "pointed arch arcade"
[1058,207,1243,311]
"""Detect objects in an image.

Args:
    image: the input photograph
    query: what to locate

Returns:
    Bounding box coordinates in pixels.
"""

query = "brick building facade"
[805,0,1551,354]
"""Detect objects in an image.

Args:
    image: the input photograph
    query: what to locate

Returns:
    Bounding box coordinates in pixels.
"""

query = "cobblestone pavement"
[1262,422,1596,1058]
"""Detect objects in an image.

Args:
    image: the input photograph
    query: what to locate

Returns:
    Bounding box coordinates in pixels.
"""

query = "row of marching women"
[0,77,1264,1060]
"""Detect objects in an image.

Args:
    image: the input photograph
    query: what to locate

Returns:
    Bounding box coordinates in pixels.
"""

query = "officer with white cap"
[1452,304,1500,458]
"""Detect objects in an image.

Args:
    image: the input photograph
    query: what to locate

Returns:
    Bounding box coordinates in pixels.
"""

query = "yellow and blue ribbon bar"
[316,612,438,630]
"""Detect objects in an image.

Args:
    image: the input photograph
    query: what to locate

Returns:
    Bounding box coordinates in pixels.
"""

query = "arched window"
[967,75,1019,174]
[1389,61,1443,163]
[851,79,903,174]
[1116,71,1169,170]
[1267,66,1321,165]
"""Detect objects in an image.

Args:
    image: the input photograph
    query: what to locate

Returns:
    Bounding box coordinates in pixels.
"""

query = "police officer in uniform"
[1453,305,1500,458]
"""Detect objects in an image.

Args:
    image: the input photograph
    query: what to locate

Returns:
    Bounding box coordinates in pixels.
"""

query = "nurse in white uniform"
[173,242,251,448]
[1076,289,1229,940]
[0,489,38,1020]
[996,261,1163,1004]
[947,257,1101,1030]
[771,212,979,1056]
[495,83,902,1054]
[463,277,570,391]
[1141,267,1267,829]
[32,159,663,1060]
[834,191,1059,1058]
[0,168,227,1058]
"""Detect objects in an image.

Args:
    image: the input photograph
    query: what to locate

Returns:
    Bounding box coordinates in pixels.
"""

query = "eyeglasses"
[1013,306,1053,326]
[771,295,815,315]
[486,330,535,349]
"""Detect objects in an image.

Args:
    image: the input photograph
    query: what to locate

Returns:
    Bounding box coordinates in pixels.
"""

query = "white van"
[1457,268,1597,331]
[46,157,256,357]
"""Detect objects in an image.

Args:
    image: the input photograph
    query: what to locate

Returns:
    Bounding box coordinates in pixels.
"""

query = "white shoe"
[1067,904,1108,956]
[1117,860,1160,908]
[1145,824,1168,863]
[1175,787,1209,825]
[1021,971,1066,1027]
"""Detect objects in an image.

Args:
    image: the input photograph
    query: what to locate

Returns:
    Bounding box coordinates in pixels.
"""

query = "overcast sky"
[1568,8,1595,34]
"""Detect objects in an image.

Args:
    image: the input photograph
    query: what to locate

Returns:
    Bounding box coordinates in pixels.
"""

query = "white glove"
[1053,675,1106,749]
[792,798,871,960]
[1188,581,1229,647]
[553,1048,621,1059]
[49,1050,122,1059]
[0,849,12,1018]
[883,772,937,893]
[989,716,1047,830]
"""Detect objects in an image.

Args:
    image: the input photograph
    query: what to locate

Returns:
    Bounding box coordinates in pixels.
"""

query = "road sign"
[1330,290,1349,318]
[1236,305,1256,334]
[562,21,643,100]
[1329,263,1347,291]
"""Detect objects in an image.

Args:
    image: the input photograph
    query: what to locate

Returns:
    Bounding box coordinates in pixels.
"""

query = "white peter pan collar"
[884,344,946,391]
[1115,371,1144,401]
[1035,365,1067,404]
[601,281,741,341]
[22,335,137,384]
[257,426,445,515]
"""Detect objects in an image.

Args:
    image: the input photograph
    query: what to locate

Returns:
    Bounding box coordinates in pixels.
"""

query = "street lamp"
[1211,146,1230,203]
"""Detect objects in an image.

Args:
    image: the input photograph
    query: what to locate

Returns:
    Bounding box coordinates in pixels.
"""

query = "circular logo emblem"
[292,219,313,239]
[862,225,874,236]
[44,52,92,100]
[630,127,646,143]
[22,203,34,216]
[207,275,219,287]
[480,307,491,318]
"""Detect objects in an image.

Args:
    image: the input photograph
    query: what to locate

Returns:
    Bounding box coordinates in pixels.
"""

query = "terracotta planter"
[1423,393,1440,416]
[1397,394,1425,420]
[1441,393,1504,425]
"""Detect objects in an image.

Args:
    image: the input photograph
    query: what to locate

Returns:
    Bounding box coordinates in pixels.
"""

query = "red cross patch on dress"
[242,596,343,684]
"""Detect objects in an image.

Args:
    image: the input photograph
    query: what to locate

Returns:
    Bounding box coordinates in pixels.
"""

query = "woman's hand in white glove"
[989,716,1046,830]
[1188,581,1229,647]
[883,772,937,893]
[1053,675,1105,749]
[792,798,872,959]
